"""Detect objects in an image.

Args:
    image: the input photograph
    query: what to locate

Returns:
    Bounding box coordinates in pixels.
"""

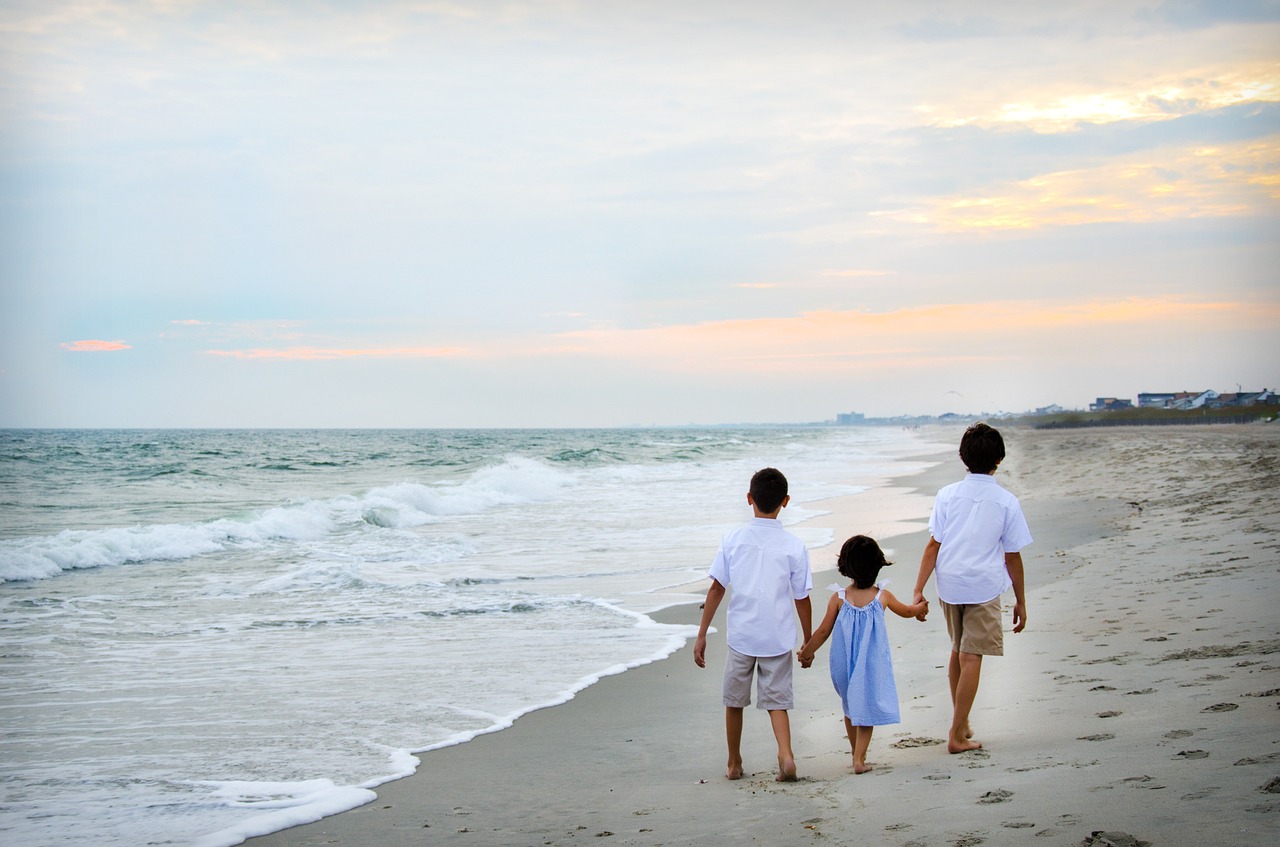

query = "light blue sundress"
[827,581,901,726]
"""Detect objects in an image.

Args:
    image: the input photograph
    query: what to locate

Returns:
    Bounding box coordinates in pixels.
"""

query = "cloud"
[204,346,467,360]
[550,296,1275,373]
[894,137,1279,231]
[59,340,131,352]
[170,319,209,326]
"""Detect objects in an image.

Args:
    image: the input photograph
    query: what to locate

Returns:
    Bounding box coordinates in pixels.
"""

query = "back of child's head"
[837,535,891,589]
[959,422,1005,474]
[749,467,788,514]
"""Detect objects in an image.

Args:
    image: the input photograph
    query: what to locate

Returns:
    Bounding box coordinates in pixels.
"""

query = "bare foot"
[726,760,743,780]
[776,756,798,782]
[948,737,983,754]
[854,761,873,774]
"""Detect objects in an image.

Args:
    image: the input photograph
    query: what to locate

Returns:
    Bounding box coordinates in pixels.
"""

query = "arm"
[1005,551,1027,633]
[795,595,813,647]
[880,588,928,619]
[693,579,726,668]
[914,536,941,620]
[798,594,841,666]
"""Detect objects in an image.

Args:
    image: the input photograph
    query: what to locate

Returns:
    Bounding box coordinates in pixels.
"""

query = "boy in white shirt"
[694,467,813,781]
[913,423,1032,753]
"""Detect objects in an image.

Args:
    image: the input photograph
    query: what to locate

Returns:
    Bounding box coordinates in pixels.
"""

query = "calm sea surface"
[0,427,937,846]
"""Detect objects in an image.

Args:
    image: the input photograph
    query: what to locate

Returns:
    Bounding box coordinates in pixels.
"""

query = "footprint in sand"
[1078,733,1115,742]
[1121,775,1165,790]
[1123,688,1155,695]
[1201,702,1238,712]
[891,736,946,748]
[1080,832,1153,847]
[1163,729,1195,739]
[1097,711,1122,718]
[978,789,1013,804]
[1173,750,1209,760]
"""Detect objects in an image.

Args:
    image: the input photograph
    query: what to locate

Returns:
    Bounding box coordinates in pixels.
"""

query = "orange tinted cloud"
[205,346,466,360]
[60,340,132,352]
[554,296,1272,373]
[896,140,1280,232]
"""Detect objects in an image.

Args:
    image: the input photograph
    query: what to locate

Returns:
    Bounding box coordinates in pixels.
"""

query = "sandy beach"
[246,424,1279,847]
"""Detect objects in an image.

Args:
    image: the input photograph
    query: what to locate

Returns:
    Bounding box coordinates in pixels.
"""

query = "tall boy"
[694,467,813,782]
[913,422,1032,753]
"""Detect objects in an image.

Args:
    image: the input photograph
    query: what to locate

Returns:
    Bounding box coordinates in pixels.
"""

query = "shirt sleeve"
[790,544,813,598]
[927,492,946,543]
[1001,500,1033,552]
[708,541,730,586]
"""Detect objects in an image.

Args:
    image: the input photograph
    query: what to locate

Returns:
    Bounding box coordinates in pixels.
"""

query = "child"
[912,422,1032,753]
[799,535,927,773]
[694,467,813,782]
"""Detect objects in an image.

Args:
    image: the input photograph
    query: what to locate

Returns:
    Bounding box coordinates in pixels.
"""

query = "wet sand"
[246,424,1280,847]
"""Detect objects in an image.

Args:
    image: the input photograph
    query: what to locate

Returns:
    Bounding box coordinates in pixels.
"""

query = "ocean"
[0,427,941,846]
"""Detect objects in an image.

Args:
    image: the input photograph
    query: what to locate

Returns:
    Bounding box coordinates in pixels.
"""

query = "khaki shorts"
[722,647,794,710]
[940,597,1004,656]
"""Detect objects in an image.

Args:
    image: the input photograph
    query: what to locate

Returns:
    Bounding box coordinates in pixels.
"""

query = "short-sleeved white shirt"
[929,473,1032,605]
[708,517,813,658]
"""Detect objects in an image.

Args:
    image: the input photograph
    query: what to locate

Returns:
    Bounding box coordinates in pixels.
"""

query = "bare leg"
[725,706,744,779]
[842,717,857,763]
[768,709,797,781]
[948,650,983,752]
[853,725,874,773]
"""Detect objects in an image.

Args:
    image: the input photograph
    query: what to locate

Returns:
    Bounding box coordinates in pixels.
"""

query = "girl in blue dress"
[799,535,928,773]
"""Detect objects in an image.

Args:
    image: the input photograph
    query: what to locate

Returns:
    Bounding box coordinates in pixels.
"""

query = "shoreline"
[244,425,1280,846]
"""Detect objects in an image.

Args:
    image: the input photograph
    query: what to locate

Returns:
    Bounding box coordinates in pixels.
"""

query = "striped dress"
[827,582,901,726]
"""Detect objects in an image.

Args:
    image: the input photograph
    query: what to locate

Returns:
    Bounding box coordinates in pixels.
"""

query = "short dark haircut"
[837,535,891,589]
[959,422,1005,474]
[749,467,789,514]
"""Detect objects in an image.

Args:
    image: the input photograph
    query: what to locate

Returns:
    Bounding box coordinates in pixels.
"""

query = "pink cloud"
[60,340,132,352]
[205,346,467,360]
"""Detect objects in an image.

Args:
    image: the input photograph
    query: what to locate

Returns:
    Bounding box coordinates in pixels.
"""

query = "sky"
[1,0,1277,428]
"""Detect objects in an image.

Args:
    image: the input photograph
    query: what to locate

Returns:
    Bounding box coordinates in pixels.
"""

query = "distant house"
[1138,392,1177,408]
[835,412,866,425]
[1035,404,1066,415]
[1169,390,1218,410]
[1089,397,1133,412]
[1138,391,1216,409]
[1207,389,1275,408]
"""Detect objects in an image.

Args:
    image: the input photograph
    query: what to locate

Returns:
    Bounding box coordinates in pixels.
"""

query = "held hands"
[913,592,929,622]
[797,649,814,669]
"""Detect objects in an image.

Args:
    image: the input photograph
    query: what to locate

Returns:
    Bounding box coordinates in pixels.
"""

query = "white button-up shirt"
[929,473,1032,604]
[709,516,813,657]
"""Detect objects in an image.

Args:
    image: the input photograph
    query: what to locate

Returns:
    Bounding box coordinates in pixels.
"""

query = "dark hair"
[837,535,891,589]
[959,422,1005,474]
[749,467,789,514]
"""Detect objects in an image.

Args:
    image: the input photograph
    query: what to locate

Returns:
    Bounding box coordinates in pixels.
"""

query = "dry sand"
[246,424,1279,847]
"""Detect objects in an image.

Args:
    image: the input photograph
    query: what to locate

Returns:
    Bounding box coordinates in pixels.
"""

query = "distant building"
[1207,389,1275,408]
[1089,398,1133,412]
[1138,391,1215,409]
[835,412,866,425]
[1137,392,1178,408]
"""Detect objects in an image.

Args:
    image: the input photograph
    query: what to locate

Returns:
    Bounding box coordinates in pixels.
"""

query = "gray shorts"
[722,647,794,711]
